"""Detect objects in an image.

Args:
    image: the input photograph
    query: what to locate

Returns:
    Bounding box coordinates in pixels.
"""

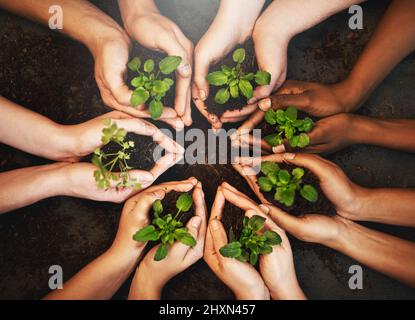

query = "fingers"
[113,118,157,137]
[210,187,226,221]
[220,182,259,212]
[245,207,287,238]
[152,128,185,154]
[232,164,270,205]
[192,91,222,129]
[144,177,198,196]
[193,50,211,101]
[172,215,202,259]
[124,188,166,219]
[192,182,207,244]
[181,88,193,126]
[258,204,302,239]
[230,110,265,142]
[209,218,228,256]
[258,92,310,113]
[220,104,258,124]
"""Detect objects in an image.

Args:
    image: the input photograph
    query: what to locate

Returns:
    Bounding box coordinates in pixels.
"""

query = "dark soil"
[205,41,258,117]
[258,164,337,216]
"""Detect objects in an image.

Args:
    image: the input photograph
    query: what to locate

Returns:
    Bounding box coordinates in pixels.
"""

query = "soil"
[205,41,258,117]
[1,0,415,300]
[259,164,337,216]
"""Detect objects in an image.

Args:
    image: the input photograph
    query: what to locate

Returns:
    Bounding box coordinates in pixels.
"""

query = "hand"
[235,153,367,221]
[218,183,305,300]
[204,182,270,300]
[90,29,183,130]
[129,181,206,300]
[192,0,265,129]
[119,0,193,127]
[258,80,359,118]
[65,111,184,160]
[111,178,198,261]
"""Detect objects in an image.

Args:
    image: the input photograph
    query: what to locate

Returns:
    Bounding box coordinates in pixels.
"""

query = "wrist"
[270,280,306,300]
[119,0,159,30]
[129,265,164,300]
[234,284,270,300]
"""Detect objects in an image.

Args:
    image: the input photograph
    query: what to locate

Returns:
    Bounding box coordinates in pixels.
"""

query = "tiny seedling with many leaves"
[258,161,318,207]
[206,48,271,104]
[219,215,282,266]
[264,107,314,148]
[92,119,141,190]
[133,193,196,261]
[128,55,182,119]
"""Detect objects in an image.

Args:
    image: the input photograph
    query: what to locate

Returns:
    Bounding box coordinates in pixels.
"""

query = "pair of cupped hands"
[114,151,367,300]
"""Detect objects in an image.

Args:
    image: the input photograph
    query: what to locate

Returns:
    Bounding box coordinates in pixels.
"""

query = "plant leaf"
[133,225,159,242]
[128,57,141,72]
[292,168,305,180]
[300,185,318,203]
[264,133,283,147]
[219,242,242,258]
[278,170,291,185]
[230,85,239,98]
[261,161,280,176]
[154,243,168,261]
[264,109,277,125]
[131,88,149,107]
[149,100,163,120]
[258,177,273,192]
[285,106,298,121]
[239,79,253,99]
[297,133,310,148]
[159,56,182,74]
[176,193,193,212]
[153,199,163,216]
[206,71,228,86]
[175,230,196,247]
[250,251,259,265]
[264,230,282,246]
[233,48,246,63]
[215,88,230,104]
[255,71,271,85]
[144,59,155,73]
[248,215,266,232]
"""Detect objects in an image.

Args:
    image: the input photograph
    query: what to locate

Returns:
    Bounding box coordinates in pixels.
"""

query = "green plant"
[133,193,196,261]
[258,161,318,207]
[264,106,314,148]
[92,119,141,190]
[219,215,282,266]
[128,55,182,119]
[206,48,271,104]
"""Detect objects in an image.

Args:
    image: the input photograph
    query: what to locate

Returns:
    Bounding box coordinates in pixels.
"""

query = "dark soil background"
[0,0,415,300]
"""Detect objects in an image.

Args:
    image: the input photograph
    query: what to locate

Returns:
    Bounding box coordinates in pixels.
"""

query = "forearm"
[270,281,306,300]
[45,247,139,300]
[0,97,77,160]
[259,0,365,40]
[344,0,415,110]
[118,0,159,19]
[128,267,163,300]
[0,163,69,214]
[354,187,415,227]
[331,219,415,287]
[0,0,127,55]
[351,116,415,152]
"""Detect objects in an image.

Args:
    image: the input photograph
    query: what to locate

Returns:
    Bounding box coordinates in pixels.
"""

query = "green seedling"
[264,106,314,148]
[133,193,196,261]
[128,55,182,119]
[92,119,141,190]
[258,161,318,207]
[206,48,271,104]
[220,215,282,266]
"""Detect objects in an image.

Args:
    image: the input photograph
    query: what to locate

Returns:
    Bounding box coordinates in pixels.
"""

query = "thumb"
[209,219,228,255]
[193,52,211,101]
[130,188,166,217]
[186,216,202,242]
[258,204,302,237]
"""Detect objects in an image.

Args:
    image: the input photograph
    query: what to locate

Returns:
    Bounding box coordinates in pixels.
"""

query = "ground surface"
[0,0,414,300]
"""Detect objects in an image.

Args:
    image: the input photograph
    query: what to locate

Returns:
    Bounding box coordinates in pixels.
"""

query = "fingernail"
[211,219,220,231]
[200,90,207,101]
[283,153,296,160]
[191,216,202,228]
[273,145,285,153]
[259,204,270,214]
[258,98,271,111]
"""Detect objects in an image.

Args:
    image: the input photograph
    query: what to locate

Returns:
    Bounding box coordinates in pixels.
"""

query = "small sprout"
[133,193,196,261]
[258,161,318,207]
[219,215,282,266]
[92,120,141,190]
[206,48,271,104]
[264,106,315,148]
[128,55,182,119]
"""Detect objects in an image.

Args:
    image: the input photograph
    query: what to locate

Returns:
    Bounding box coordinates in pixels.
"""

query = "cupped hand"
[204,183,270,300]
[129,181,206,300]
[235,153,367,221]
[119,1,193,127]
[111,178,198,260]
[192,0,265,129]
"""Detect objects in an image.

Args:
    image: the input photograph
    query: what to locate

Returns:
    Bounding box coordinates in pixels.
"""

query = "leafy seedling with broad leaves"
[128,55,182,120]
[206,48,271,104]
[133,193,196,261]
[92,119,141,190]
[219,215,282,266]
[264,106,314,148]
[258,161,318,207]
